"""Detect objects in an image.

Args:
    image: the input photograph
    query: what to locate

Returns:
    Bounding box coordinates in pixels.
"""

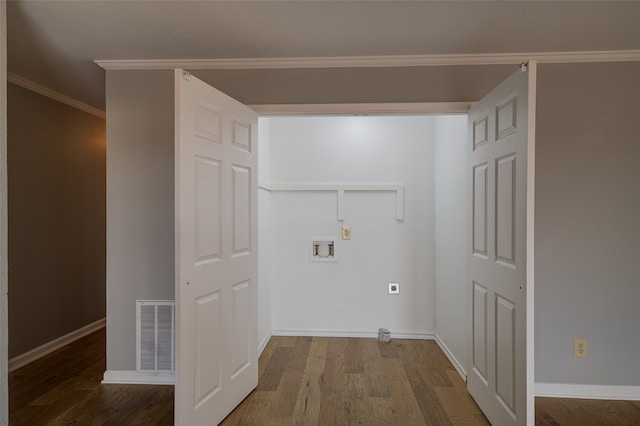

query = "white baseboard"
[8,317,106,372]
[536,383,640,400]
[258,332,272,357]
[271,328,434,340]
[102,370,175,385]
[434,334,467,383]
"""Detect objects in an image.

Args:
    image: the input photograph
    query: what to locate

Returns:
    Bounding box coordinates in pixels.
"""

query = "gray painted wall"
[106,70,175,371]
[7,83,106,358]
[189,65,515,105]
[432,62,640,388]
[105,71,276,372]
[535,62,640,386]
[105,63,640,388]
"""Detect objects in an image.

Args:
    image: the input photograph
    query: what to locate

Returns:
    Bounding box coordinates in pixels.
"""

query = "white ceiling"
[8,1,640,109]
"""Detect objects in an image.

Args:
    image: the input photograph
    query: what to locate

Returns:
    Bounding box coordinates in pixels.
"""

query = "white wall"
[433,115,470,376]
[257,117,272,351]
[1,1,8,421]
[268,116,436,337]
[535,62,640,390]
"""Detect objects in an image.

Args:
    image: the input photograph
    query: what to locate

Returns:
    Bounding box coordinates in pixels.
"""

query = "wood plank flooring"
[221,336,488,425]
[9,328,173,425]
[536,397,640,426]
[8,327,640,425]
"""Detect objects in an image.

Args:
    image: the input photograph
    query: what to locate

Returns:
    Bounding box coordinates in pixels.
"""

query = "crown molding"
[249,102,473,116]
[7,73,105,119]
[95,50,640,71]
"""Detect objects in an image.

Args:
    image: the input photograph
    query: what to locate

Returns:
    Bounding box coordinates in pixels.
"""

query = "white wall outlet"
[388,283,400,294]
[341,226,351,240]
[574,338,588,358]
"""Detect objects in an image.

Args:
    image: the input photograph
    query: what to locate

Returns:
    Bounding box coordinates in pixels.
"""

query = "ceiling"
[8,1,640,110]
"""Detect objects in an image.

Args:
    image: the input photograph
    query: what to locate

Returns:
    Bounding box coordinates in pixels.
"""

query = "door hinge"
[182,70,192,81]
[520,62,529,73]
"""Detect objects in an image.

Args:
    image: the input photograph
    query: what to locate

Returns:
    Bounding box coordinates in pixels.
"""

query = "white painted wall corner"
[435,334,467,383]
[258,332,272,357]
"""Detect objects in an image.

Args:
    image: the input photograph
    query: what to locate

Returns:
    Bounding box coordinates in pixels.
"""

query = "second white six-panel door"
[467,65,533,426]
[175,69,259,425]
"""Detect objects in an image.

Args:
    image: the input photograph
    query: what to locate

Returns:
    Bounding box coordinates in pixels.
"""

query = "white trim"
[258,332,272,357]
[434,334,467,383]
[272,329,434,340]
[525,60,538,426]
[95,50,640,71]
[258,180,271,192]
[270,183,403,192]
[250,102,473,116]
[535,383,640,401]
[337,189,344,221]
[7,73,105,119]
[268,183,404,221]
[8,318,106,372]
[102,370,175,385]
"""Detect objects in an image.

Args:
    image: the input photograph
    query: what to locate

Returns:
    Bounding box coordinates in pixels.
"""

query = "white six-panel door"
[467,64,535,426]
[175,69,258,425]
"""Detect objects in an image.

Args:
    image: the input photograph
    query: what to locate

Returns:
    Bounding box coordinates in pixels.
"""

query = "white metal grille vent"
[136,300,175,373]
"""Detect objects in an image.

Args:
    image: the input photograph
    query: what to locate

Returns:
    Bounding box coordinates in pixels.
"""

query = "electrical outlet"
[342,226,351,240]
[388,283,400,294]
[574,338,588,358]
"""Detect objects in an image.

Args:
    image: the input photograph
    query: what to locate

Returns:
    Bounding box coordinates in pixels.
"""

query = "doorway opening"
[256,114,470,378]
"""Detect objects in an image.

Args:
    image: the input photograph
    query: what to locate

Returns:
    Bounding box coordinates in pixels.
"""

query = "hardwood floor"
[8,328,640,425]
[221,336,488,425]
[9,328,174,425]
[536,397,640,426]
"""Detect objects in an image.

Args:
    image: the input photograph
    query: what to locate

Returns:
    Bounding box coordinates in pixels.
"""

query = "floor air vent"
[136,300,175,373]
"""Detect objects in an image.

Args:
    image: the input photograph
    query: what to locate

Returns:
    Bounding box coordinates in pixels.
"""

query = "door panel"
[176,69,258,425]
[496,294,516,413]
[496,154,516,266]
[194,291,222,406]
[231,280,251,378]
[473,163,488,257]
[472,282,488,382]
[467,64,535,426]
[232,120,252,152]
[232,165,251,255]
[195,157,222,263]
